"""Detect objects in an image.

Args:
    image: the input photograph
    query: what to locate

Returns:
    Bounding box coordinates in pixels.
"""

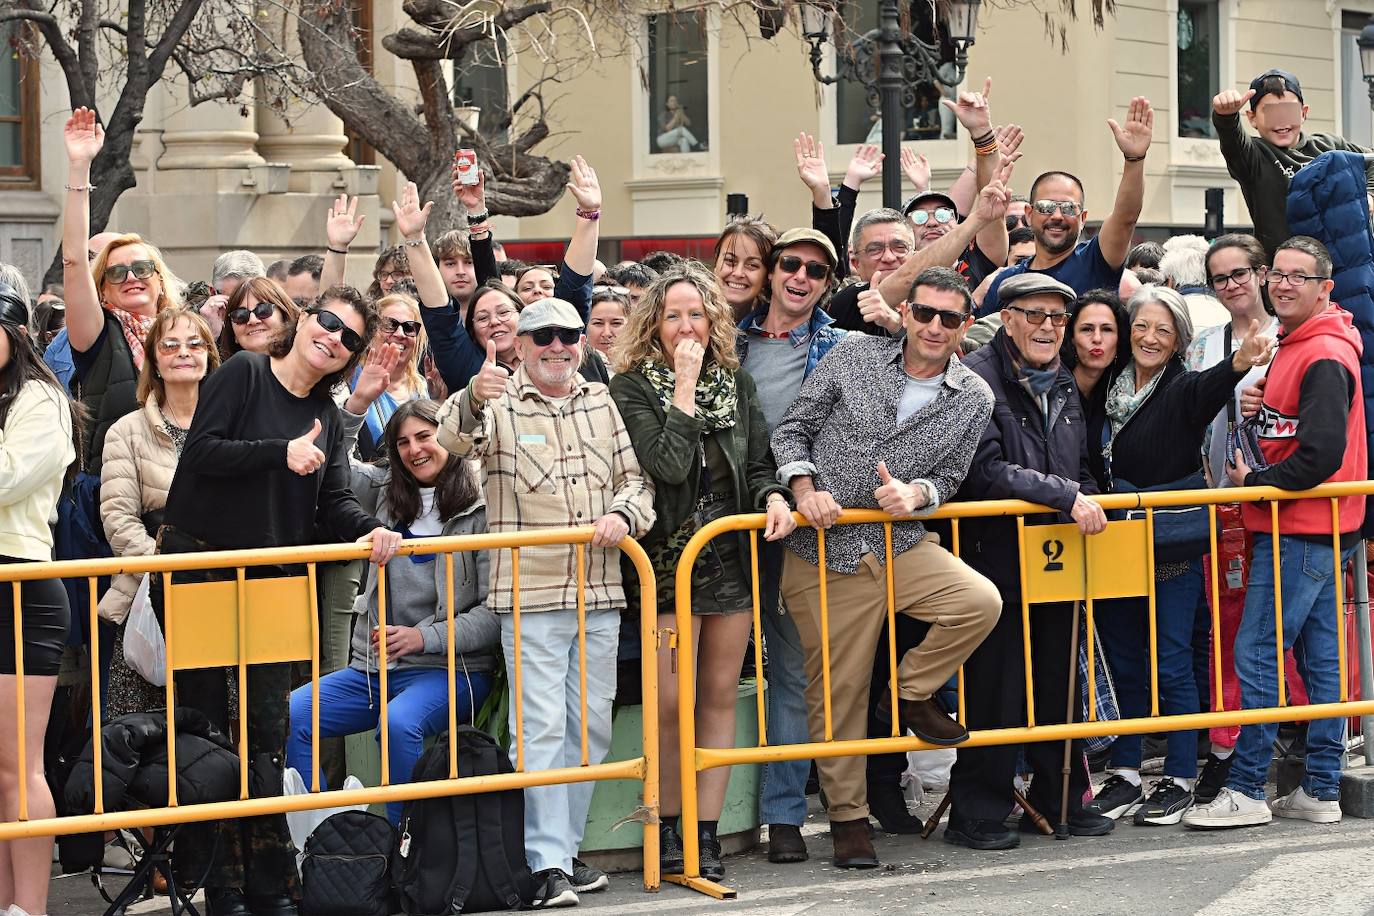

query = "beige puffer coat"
[99,398,178,624]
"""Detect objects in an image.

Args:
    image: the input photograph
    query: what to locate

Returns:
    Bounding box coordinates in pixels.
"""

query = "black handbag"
[1118,470,1212,564]
[301,810,397,916]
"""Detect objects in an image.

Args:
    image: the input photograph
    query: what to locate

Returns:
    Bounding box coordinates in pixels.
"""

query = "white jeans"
[502,607,620,874]
[656,125,700,153]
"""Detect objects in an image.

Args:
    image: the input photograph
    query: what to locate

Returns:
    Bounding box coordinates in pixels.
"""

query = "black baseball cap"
[1248,69,1303,108]
[902,191,961,221]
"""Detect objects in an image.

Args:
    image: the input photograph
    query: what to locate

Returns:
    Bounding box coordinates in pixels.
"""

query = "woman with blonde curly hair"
[608,264,795,882]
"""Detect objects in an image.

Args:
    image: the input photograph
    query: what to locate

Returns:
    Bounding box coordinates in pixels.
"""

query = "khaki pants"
[781,538,1001,823]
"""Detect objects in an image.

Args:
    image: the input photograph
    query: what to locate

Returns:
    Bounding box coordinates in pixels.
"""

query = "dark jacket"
[75,314,139,474]
[957,330,1097,596]
[609,367,788,549]
[1105,356,1245,490]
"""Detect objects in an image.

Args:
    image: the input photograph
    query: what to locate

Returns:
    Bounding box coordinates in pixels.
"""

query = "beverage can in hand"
[454,148,479,186]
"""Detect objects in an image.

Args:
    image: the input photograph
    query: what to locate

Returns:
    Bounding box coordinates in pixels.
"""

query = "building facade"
[3,0,1371,290]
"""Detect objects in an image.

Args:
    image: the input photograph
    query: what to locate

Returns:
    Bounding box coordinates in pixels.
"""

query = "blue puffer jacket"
[1287,150,1374,533]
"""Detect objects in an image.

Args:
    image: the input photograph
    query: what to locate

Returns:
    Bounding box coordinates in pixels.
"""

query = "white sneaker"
[1181,787,1272,830]
[1270,786,1342,824]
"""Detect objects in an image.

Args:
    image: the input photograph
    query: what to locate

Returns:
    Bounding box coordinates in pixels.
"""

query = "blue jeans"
[1228,536,1355,802]
[503,608,619,875]
[287,665,492,824]
[757,542,811,827]
[1095,559,1206,779]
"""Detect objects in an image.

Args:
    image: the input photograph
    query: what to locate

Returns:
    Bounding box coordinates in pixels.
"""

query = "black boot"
[698,822,725,882]
[205,886,251,916]
[867,779,922,834]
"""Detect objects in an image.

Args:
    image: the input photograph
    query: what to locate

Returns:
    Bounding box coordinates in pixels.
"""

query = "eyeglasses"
[375,270,409,283]
[909,304,970,330]
[229,301,279,325]
[909,208,956,227]
[1005,215,1029,230]
[1265,270,1325,288]
[103,260,157,285]
[592,285,630,296]
[528,327,583,347]
[473,307,519,328]
[776,255,830,280]
[307,307,366,353]
[1209,267,1258,289]
[862,240,913,258]
[380,317,421,337]
[1031,200,1083,218]
[156,337,207,355]
[1006,304,1071,327]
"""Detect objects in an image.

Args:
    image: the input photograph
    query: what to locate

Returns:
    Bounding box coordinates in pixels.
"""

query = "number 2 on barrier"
[1022,520,1153,604]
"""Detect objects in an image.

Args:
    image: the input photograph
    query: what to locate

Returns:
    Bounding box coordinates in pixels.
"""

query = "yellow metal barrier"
[669,480,1374,897]
[0,528,662,893]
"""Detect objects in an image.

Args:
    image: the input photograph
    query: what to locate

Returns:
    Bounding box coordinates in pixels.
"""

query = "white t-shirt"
[410,487,443,538]
[896,372,945,425]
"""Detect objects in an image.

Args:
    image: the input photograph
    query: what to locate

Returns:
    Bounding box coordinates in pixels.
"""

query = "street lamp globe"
[800,0,834,40]
[944,0,982,49]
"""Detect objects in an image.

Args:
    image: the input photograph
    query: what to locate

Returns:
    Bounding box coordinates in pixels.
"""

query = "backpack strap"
[469,741,528,910]
[445,793,481,914]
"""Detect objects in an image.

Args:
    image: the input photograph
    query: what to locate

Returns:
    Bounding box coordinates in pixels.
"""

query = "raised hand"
[845,144,885,188]
[565,155,601,212]
[1232,317,1275,371]
[64,107,105,165]
[874,460,925,518]
[972,153,1017,224]
[794,132,830,192]
[470,338,511,404]
[941,76,994,137]
[1212,88,1256,117]
[390,181,434,242]
[351,342,404,407]
[995,124,1024,159]
[199,295,228,340]
[1108,97,1154,160]
[287,419,327,476]
[900,148,930,192]
[453,164,488,215]
[327,194,366,251]
[858,271,902,333]
[673,338,705,390]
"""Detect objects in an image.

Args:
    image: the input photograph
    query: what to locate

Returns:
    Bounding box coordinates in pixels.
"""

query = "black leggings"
[0,558,70,676]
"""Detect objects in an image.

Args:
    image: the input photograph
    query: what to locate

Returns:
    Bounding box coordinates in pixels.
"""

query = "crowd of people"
[0,63,1368,915]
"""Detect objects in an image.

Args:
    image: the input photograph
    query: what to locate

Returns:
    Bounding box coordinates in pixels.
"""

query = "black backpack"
[393,726,540,914]
[301,809,397,916]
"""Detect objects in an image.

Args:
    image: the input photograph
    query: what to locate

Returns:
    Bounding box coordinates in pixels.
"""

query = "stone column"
[156,81,265,171]
[255,101,353,193]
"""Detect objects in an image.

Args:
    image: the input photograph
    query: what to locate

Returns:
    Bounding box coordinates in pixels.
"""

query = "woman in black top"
[1084,285,1272,830]
[159,286,402,916]
[1060,289,1130,491]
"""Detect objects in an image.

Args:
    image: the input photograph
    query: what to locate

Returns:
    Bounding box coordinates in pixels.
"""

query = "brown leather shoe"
[830,818,878,869]
[767,823,809,863]
[877,693,969,746]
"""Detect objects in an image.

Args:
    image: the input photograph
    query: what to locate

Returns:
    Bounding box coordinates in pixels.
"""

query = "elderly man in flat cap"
[942,272,1113,851]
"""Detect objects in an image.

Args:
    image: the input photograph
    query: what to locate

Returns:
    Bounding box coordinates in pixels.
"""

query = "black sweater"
[163,352,381,550]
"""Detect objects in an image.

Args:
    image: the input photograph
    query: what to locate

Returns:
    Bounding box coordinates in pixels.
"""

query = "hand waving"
[64,107,104,165]
[352,342,404,407]
[390,181,434,242]
[845,144,885,188]
[1108,97,1154,160]
[326,194,366,251]
[565,155,601,212]
[794,132,830,192]
[900,148,930,192]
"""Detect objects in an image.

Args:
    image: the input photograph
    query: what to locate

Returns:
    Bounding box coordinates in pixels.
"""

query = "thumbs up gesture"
[1212,88,1256,117]
[874,460,926,518]
[857,271,902,333]
[287,418,327,476]
[470,338,511,405]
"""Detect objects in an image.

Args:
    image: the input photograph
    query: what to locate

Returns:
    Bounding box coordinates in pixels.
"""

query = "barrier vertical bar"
[817,528,833,742]
[446,552,458,779]
[748,530,766,746]
[576,542,589,768]
[884,522,899,738]
[951,519,965,724]
[378,562,391,786]
[1145,509,1159,718]
[1331,500,1348,703]
[1208,506,1223,711]
[1014,517,1035,726]
[633,539,660,892]
[88,576,104,813]
[236,567,249,800]
[162,571,177,806]
[511,547,525,773]
[11,581,26,820]
[307,562,320,793]
[1352,548,1374,765]
[1084,533,1096,722]
[1271,502,1286,707]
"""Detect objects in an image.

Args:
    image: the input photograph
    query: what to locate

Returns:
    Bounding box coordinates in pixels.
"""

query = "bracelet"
[1124,154,1146,162]
[402,237,426,247]
[467,222,492,237]
[575,208,601,221]
[326,246,348,255]
[969,130,995,147]
[465,211,490,225]
[65,183,96,192]
[974,145,998,158]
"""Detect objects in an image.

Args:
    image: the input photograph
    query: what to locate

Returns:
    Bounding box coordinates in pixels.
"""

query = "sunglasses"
[1031,199,1083,218]
[229,301,279,325]
[103,260,157,285]
[380,317,422,337]
[156,337,208,355]
[909,304,970,330]
[909,208,956,227]
[1006,304,1071,327]
[308,307,366,353]
[528,327,582,347]
[776,255,830,281]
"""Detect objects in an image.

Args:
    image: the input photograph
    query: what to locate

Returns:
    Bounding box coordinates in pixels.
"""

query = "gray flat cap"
[998,272,1077,306]
[516,297,583,335]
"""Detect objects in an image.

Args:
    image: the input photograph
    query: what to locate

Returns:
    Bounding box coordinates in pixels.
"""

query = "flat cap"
[774,227,838,267]
[998,272,1077,306]
[516,297,583,335]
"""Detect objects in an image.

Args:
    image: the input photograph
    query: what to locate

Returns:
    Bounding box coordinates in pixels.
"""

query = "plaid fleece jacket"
[436,366,655,613]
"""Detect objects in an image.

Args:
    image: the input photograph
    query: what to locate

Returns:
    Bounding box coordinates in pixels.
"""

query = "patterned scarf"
[1103,360,1168,462]
[1002,333,1060,404]
[108,306,155,370]
[638,358,737,431]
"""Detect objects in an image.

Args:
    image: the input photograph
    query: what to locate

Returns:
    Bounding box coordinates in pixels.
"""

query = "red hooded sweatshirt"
[1241,304,1366,537]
